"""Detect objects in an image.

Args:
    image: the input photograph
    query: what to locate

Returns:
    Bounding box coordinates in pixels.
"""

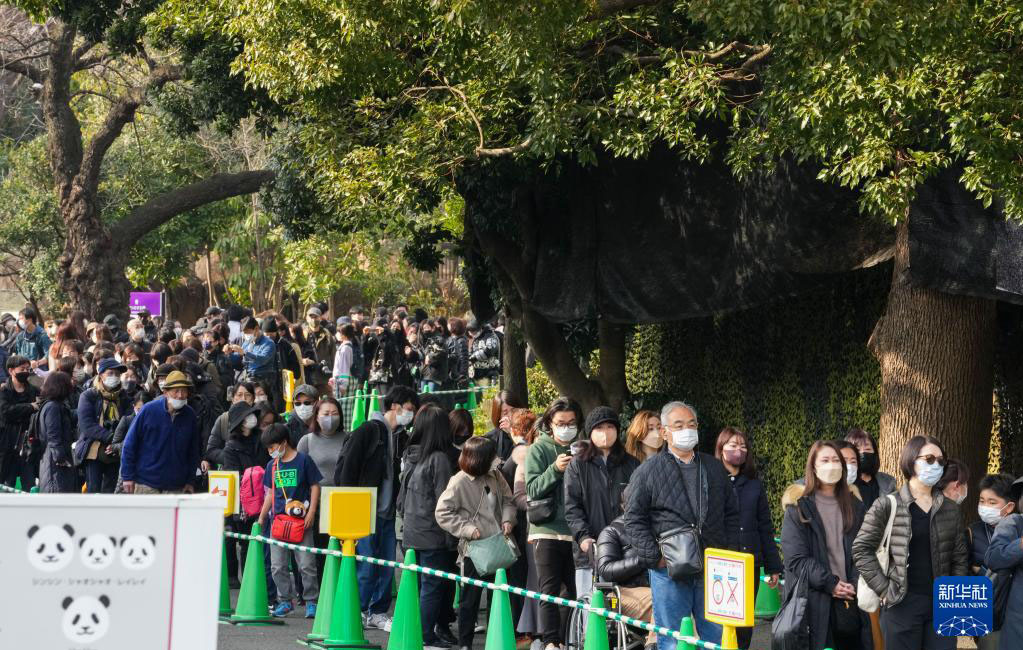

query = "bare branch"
[71,39,97,64]
[477,136,533,157]
[77,64,182,189]
[112,170,276,249]
[0,53,44,82]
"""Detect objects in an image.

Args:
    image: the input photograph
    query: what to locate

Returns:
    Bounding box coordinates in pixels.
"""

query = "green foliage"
[527,362,560,413]
[626,266,890,526]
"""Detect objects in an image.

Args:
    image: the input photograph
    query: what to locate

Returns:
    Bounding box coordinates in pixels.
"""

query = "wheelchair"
[567,581,648,650]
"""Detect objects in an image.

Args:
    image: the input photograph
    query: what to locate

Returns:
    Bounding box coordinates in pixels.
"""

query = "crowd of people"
[1,302,1022,650]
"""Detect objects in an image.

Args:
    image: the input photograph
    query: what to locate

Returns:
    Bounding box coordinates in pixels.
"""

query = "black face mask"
[859,452,880,476]
[454,433,472,447]
[14,372,30,384]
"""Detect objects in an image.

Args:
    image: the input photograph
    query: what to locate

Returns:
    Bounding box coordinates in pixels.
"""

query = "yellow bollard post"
[719,625,738,649]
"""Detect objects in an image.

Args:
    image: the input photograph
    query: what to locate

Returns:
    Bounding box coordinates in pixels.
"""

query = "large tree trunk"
[502,315,528,407]
[868,216,995,500]
[58,191,132,318]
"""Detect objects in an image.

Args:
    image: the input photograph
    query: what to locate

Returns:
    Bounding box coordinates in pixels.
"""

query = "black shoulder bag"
[657,456,704,579]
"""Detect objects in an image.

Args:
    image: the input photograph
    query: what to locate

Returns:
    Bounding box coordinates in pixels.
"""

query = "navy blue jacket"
[75,384,133,464]
[120,397,200,490]
[730,474,783,574]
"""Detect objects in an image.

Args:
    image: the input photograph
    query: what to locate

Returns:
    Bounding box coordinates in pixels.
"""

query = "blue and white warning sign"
[933,576,993,637]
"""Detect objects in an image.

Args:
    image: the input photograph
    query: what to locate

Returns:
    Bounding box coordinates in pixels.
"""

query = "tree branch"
[112,170,276,249]
[477,136,533,157]
[0,53,44,82]
[77,64,182,190]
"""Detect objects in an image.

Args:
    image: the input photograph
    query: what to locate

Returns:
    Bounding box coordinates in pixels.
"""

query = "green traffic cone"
[311,539,380,649]
[229,523,283,626]
[363,380,369,391]
[219,539,233,619]
[453,582,460,609]
[29,485,38,493]
[466,382,477,410]
[387,550,422,650]
[423,384,432,393]
[678,616,696,650]
[484,569,515,650]
[369,389,381,415]
[754,567,781,620]
[14,476,22,492]
[351,390,367,430]
[583,590,610,650]
[307,538,342,641]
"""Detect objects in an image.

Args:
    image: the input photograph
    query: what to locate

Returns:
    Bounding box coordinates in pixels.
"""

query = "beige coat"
[435,469,517,559]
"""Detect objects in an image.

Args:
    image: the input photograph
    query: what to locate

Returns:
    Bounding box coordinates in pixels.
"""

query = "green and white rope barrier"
[226,531,724,650]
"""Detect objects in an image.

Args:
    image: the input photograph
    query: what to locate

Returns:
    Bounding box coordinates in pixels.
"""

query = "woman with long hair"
[38,371,76,493]
[853,435,967,650]
[713,427,781,650]
[781,440,870,650]
[623,409,663,461]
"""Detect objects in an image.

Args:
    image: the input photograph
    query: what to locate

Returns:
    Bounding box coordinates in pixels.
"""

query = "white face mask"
[167,397,187,411]
[102,375,121,389]
[670,428,698,451]
[845,463,858,485]
[294,404,314,420]
[552,425,577,442]
[243,414,258,430]
[954,487,968,505]
[978,504,1008,526]
[396,410,413,427]
[157,380,166,391]
[815,463,843,485]
[269,447,284,460]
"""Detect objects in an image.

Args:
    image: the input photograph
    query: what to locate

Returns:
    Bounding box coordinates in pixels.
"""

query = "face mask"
[670,428,699,451]
[14,371,30,384]
[122,379,137,392]
[954,487,968,505]
[978,504,1008,526]
[396,410,414,427]
[915,459,944,487]
[318,415,340,433]
[114,354,122,364]
[815,463,843,485]
[17,318,25,330]
[131,331,144,342]
[723,449,747,466]
[846,463,858,485]
[553,425,577,442]
[642,430,663,448]
[167,397,187,411]
[591,429,616,448]
[255,394,267,403]
[244,334,254,343]
[294,404,314,420]
[269,447,284,460]
[859,452,879,476]
[157,380,166,391]
[102,375,121,389]
[243,414,258,430]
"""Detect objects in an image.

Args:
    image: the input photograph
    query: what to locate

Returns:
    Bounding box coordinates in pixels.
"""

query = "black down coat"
[780,484,872,650]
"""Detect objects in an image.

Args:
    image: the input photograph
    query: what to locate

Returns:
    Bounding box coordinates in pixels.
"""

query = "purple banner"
[129,291,163,317]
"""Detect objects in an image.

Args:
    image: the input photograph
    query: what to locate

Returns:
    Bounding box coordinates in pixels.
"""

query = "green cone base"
[307,641,381,649]
[227,616,286,626]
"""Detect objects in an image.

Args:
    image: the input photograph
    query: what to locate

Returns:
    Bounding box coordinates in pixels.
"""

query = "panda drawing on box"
[26,524,75,572]
[119,535,156,570]
[79,533,118,570]
[61,595,111,643]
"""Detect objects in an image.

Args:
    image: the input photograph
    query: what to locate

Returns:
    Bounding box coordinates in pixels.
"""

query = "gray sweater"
[297,431,346,487]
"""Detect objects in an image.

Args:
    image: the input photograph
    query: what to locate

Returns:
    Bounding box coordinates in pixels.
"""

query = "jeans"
[84,459,118,493]
[357,516,397,615]
[648,569,721,650]
[533,539,576,645]
[417,549,457,643]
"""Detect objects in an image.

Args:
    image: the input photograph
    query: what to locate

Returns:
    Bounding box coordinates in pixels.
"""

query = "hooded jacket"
[852,484,968,608]
[780,484,872,650]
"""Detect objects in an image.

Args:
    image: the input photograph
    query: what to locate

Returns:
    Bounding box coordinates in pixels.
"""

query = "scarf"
[93,376,122,429]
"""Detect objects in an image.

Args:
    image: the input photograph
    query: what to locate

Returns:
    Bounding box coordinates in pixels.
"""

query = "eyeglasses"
[916,454,946,466]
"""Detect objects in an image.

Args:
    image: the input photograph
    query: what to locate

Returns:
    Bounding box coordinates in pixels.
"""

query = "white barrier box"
[0,493,224,650]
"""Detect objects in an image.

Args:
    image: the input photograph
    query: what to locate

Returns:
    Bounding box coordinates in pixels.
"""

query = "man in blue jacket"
[120,371,200,494]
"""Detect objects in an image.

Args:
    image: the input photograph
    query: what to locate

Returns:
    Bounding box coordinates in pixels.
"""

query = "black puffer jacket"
[852,484,968,607]
[399,449,456,551]
[624,449,739,567]
[780,484,872,650]
[565,445,640,568]
[596,517,648,588]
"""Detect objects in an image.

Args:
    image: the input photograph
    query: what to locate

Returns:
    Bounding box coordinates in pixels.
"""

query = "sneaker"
[475,624,485,633]
[272,601,294,618]
[305,602,317,619]
[423,641,451,650]
[366,613,392,631]
[435,625,458,645]
[530,640,544,650]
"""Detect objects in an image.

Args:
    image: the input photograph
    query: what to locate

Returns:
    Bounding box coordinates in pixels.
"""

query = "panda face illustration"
[79,534,117,570]
[119,535,156,570]
[61,595,111,643]
[27,524,75,571]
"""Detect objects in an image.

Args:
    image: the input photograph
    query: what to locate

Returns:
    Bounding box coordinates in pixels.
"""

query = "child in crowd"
[258,423,322,618]
[968,473,1016,650]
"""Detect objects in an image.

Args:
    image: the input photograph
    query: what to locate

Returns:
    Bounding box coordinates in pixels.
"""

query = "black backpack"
[346,341,366,384]
[17,407,44,462]
[333,419,386,486]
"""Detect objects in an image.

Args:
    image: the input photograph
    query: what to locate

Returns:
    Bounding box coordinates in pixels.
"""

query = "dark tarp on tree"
[464,147,1023,324]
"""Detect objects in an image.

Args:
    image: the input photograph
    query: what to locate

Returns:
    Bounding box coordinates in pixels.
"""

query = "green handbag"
[464,482,520,576]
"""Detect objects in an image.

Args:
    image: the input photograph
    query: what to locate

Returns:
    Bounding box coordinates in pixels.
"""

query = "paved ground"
[216,589,775,650]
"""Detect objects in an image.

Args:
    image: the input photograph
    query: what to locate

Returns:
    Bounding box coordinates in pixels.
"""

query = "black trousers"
[881,592,955,650]
[533,539,576,645]
[84,459,118,493]
[458,558,488,648]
